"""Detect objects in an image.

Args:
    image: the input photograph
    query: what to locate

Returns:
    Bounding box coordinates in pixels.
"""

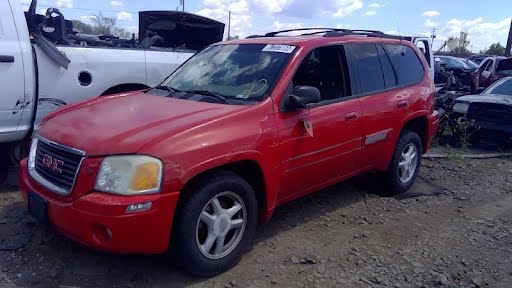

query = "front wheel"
[383,131,422,196]
[174,171,258,276]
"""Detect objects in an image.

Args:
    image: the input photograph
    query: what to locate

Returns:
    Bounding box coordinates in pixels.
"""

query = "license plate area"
[28,191,48,223]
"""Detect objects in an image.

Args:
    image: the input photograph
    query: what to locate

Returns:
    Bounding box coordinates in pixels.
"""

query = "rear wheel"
[174,171,257,276]
[382,131,422,196]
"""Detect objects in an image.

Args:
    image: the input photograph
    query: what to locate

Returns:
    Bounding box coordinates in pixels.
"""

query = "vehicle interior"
[291,46,351,101]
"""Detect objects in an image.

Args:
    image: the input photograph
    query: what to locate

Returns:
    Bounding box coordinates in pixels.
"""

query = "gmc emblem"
[42,154,64,173]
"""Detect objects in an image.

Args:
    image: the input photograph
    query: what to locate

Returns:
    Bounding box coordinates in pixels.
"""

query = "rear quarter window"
[383,44,425,86]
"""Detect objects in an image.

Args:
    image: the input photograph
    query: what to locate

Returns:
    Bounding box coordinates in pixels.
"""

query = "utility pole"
[180,0,185,11]
[505,19,512,57]
[227,11,231,40]
[430,28,436,48]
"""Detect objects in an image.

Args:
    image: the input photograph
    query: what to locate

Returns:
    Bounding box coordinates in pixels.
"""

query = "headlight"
[94,155,163,195]
[452,102,470,114]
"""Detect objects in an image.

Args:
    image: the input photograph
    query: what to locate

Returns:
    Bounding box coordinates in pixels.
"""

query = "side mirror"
[285,86,321,110]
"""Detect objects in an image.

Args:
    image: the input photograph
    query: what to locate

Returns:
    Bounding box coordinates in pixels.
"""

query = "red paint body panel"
[19,159,178,254]
[19,35,439,254]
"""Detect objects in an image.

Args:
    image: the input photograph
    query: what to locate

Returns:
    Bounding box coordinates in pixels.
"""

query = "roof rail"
[264,28,351,37]
[323,29,405,40]
[245,28,406,40]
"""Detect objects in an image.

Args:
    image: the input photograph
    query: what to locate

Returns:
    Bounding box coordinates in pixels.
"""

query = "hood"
[456,94,512,105]
[138,11,225,51]
[37,92,246,156]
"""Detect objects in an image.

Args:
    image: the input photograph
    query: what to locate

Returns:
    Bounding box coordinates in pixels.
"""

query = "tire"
[174,171,258,277]
[382,130,422,196]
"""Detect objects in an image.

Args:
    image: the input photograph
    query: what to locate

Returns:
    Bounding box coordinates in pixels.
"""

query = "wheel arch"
[180,159,269,223]
[400,114,429,153]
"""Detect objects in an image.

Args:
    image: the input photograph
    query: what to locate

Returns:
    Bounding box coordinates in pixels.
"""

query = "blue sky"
[22,0,512,52]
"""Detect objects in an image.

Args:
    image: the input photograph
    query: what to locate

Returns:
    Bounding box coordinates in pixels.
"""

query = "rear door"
[351,43,425,169]
[276,45,363,202]
[0,0,25,136]
[480,59,495,88]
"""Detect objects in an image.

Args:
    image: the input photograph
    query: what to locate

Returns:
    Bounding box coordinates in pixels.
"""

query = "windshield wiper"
[184,90,229,104]
[150,85,182,97]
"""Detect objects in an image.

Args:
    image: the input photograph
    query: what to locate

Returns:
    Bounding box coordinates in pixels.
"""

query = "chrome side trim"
[28,136,85,195]
[364,129,392,146]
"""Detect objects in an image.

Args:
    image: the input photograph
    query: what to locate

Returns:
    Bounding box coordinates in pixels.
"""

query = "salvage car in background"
[0,0,224,183]
[472,56,512,93]
[452,77,512,147]
[434,55,477,90]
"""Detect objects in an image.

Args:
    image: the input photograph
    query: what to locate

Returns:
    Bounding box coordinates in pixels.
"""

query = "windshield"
[160,44,294,101]
[435,57,472,70]
[466,59,478,69]
[483,78,512,96]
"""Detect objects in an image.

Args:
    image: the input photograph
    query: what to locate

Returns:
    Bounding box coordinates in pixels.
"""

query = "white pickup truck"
[0,0,225,182]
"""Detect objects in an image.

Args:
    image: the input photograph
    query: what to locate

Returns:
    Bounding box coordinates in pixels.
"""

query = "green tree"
[227,35,239,40]
[484,42,506,56]
[453,46,470,54]
[90,12,117,35]
[72,13,131,38]
[71,20,94,34]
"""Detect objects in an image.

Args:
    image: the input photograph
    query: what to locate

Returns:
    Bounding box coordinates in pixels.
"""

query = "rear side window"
[383,44,424,86]
[377,44,397,88]
[352,44,385,94]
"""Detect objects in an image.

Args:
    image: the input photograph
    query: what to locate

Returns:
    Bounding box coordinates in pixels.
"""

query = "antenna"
[396,21,405,55]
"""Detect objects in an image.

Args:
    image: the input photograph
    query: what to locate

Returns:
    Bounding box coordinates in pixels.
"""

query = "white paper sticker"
[262,44,296,53]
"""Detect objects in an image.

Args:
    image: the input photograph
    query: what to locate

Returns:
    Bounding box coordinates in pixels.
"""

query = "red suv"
[19,28,439,276]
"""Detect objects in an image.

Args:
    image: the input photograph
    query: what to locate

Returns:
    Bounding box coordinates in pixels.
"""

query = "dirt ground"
[1,153,511,288]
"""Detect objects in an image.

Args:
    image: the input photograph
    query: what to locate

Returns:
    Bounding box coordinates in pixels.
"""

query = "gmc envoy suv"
[19,28,439,276]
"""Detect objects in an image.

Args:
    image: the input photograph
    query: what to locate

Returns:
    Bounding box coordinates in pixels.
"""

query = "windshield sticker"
[262,44,295,53]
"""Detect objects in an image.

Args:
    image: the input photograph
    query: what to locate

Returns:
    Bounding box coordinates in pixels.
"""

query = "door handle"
[344,112,358,121]
[0,55,14,63]
[397,100,408,108]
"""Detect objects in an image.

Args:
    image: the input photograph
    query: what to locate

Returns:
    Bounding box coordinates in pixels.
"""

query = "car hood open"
[37,92,246,156]
[139,11,225,51]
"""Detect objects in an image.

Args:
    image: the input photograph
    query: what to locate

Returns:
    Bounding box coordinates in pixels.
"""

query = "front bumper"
[18,159,179,254]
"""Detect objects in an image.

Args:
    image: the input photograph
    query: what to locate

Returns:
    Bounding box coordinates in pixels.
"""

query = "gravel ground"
[1,155,511,288]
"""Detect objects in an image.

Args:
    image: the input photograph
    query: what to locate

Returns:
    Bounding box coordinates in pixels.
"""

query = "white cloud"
[116,11,133,22]
[55,0,73,8]
[435,17,511,52]
[333,0,363,18]
[80,15,96,22]
[363,10,377,16]
[196,1,253,38]
[424,18,437,28]
[110,0,123,8]
[422,10,439,17]
[251,0,290,14]
[272,21,303,30]
[385,30,398,35]
[368,2,381,8]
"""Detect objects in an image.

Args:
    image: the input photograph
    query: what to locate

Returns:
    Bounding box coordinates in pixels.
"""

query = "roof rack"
[245,28,405,40]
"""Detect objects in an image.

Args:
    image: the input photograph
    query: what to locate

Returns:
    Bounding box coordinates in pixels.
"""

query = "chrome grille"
[29,137,85,195]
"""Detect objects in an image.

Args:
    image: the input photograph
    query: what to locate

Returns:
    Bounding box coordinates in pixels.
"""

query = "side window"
[352,43,385,94]
[485,60,494,72]
[292,45,350,101]
[384,44,424,86]
[479,60,491,72]
[415,40,431,66]
[377,44,397,88]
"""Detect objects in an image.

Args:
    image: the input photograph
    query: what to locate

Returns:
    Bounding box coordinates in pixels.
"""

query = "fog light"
[126,202,152,213]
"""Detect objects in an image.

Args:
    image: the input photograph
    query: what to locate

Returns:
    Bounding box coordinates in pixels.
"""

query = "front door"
[0,1,25,136]
[276,45,363,202]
